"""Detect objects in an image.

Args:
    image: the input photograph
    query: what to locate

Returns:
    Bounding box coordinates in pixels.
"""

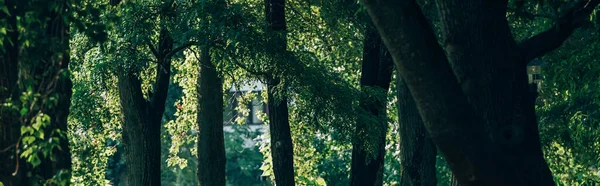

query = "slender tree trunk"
[118,28,173,186]
[196,45,226,186]
[350,22,393,186]
[264,0,296,185]
[397,73,436,186]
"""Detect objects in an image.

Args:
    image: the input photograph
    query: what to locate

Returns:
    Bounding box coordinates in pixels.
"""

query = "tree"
[196,1,226,185]
[396,73,437,186]
[113,1,191,185]
[264,0,296,185]
[359,0,600,185]
[1,0,72,185]
[350,21,393,186]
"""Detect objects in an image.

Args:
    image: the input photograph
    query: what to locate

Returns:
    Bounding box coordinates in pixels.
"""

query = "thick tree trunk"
[397,73,437,186]
[360,0,598,185]
[434,1,553,185]
[350,22,393,186]
[117,28,173,186]
[196,45,226,186]
[359,0,522,185]
[117,71,162,186]
[265,0,296,185]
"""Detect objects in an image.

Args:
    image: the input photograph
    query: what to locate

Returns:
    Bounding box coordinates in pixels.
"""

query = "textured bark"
[117,28,173,186]
[359,0,521,185]
[265,0,295,185]
[196,45,226,186]
[397,73,436,186]
[435,0,553,185]
[360,0,597,185]
[350,22,393,186]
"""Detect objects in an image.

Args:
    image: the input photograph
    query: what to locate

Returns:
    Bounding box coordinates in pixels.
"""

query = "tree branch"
[519,0,600,64]
[165,42,196,59]
[148,43,159,58]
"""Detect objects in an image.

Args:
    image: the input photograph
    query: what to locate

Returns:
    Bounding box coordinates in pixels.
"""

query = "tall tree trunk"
[397,73,436,186]
[359,0,598,185]
[118,28,173,186]
[1,1,72,184]
[350,22,393,186]
[196,45,226,186]
[434,1,553,185]
[264,0,295,185]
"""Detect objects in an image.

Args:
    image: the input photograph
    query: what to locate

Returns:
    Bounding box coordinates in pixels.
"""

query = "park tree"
[350,21,393,185]
[264,0,296,185]
[359,0,600,185]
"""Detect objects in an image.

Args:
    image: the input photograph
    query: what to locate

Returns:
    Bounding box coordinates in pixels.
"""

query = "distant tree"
[350,21,393,185]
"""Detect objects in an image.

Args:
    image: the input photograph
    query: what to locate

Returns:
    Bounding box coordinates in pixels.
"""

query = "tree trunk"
[196,45,226,186]
[434,1,553,185]
[117,71,162,186]
[359,0,523,185]
[360,0,598,185]
[397,73,436,186]
[117,28,173,186]
[350,22,393,186]
[265,0,296,185]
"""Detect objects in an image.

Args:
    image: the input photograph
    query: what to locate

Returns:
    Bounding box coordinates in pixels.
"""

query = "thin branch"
[148,43,159,58]
[0,143,15,153]
[165,42,196,59]
[518,0,600,64]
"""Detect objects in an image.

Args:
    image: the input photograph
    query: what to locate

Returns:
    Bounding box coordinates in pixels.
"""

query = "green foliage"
[537,29,600,185]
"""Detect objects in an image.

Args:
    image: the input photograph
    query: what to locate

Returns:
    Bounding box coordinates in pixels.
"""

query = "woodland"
[1,0,600,185]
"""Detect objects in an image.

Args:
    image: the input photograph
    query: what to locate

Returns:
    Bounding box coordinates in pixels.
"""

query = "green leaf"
[32,121,41,130]
[23,136,36,145]
[29,155,41,168]
[20,126,33,135]
[19,107,28,116]
[20,147,33,158]
[35,130,44,139]
[0,6,9,16]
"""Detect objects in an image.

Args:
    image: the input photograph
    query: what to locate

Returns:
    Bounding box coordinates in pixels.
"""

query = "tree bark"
[350,22,393,186]
[264,0,296,185]
[117,28,173,186]
[196,45,226,186]
[397,73,437,186]
[360,0,598,185]
[359,0,522,185]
